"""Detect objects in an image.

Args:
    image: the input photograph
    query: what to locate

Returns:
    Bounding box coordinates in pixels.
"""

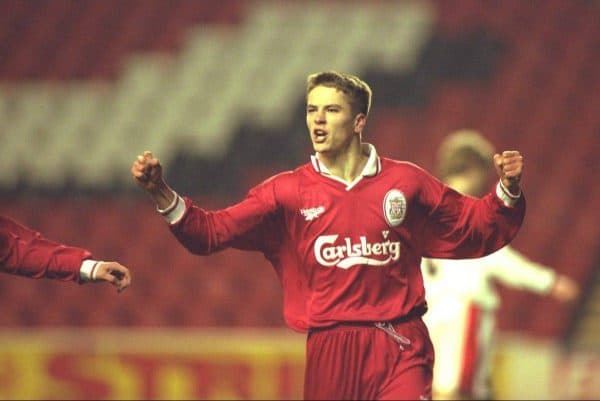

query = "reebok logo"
[301,206,325,221]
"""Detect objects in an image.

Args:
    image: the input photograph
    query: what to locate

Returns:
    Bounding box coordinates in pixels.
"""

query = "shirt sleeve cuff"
[496,181,521,207]
[540,271,558,294]
[80,259,101,282]
[157,191,186,224]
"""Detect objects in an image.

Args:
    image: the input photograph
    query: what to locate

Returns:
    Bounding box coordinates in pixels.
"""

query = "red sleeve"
[418,172,526,259]
[0,215,91,283]
[169,174,285,256]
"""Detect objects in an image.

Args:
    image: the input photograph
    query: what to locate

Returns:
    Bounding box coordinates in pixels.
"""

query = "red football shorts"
[304,317,434,400]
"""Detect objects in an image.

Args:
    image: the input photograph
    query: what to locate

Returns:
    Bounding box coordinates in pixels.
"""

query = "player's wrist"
[149,183,176,209]
[156,191,186,224]
[499,179,521,199]
[496,181,520,207]
[157,189,179,215]
[80,259,102,282]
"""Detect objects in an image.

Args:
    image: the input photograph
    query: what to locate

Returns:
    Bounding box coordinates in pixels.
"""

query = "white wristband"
[157,189,179,215]
[157,191,186,224]
[80,260,101,282]
[496,181,521,207]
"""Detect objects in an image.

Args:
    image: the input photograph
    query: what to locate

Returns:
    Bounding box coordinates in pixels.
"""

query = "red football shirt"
[166,145,525,332]
[0,215,91,282]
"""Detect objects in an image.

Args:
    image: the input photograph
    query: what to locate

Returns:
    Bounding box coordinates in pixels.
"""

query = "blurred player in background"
[422,129,580,400]
[1,214,131,292]
[131,71,526,400]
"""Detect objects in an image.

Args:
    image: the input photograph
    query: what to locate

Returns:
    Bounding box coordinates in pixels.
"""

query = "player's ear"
[354,113,366,133]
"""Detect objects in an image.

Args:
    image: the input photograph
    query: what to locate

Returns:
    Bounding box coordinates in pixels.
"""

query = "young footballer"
[132,71,525,400]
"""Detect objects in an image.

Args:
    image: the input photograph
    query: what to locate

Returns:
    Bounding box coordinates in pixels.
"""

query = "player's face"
[306,85,363,156]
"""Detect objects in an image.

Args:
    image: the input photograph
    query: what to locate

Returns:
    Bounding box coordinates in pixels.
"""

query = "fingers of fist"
[494,151,523,180]
[131,151,160,182]
[97,262,132,293]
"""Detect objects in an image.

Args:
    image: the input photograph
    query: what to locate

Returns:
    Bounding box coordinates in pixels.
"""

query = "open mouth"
[313,129,328,142]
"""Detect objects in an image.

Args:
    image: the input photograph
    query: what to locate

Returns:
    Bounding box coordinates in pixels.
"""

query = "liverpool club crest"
[383,189,407,227]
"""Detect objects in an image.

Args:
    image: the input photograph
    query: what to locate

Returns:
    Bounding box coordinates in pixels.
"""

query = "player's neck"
[318,142,369,183]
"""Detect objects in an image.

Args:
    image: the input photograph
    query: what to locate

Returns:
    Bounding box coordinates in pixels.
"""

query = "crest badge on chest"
[383,189,407,227]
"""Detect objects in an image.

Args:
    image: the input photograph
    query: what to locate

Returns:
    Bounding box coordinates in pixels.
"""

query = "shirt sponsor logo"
[300,206,325,221]
[314,233,401,269]
[383,189,407,227]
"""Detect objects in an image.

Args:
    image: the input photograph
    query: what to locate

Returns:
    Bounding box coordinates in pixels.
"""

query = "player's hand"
[131,151,165,193]
[131,151,175,208]
[94,261,132,293]
[551,274,580,303]
[493,150,523,196]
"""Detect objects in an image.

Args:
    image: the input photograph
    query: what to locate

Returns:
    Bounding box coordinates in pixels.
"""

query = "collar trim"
[310,143,381,188]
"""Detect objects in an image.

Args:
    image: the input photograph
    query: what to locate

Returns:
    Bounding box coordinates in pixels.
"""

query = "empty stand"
[0,0,435,189]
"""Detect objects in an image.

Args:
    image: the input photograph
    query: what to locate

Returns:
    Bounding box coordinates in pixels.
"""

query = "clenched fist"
[493,150,523,196]
[93,261,132,293]
[131,151,175,209]
[131,151,163,191]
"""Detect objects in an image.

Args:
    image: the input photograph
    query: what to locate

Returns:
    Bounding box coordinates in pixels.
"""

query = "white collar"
[310,143,382,190]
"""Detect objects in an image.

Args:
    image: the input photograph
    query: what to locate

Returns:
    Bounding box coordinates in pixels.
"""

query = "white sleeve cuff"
[496,181,521,207]
[540,271,558,294]
[80,259,101,282]
[157,191,186,224]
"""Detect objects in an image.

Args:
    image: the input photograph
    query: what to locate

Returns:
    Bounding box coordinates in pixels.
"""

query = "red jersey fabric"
[0,215,90,282]
[168,151,525,333]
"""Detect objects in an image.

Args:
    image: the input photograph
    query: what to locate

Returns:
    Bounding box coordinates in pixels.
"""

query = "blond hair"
[306,71,372,117]
[436,129,496,179]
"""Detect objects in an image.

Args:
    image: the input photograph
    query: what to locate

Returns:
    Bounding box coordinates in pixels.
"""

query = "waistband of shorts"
[308,303,427,334]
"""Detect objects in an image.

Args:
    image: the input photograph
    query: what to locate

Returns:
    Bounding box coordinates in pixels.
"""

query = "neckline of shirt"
[310,143,381,190]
